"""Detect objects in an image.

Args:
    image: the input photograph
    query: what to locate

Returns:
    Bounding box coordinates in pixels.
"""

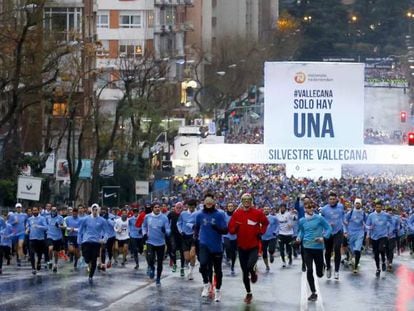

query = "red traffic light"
[401,111,407,122]
[408,132,414,146]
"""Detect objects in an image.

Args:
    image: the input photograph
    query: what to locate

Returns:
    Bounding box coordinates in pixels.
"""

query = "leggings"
[223,237,237,268]
[304,248,324,293]
[238,247,259,293]
[0,246,11,269]
[101,236,115,264]
[198,245,223,289]
[278,235,293,261]
[82,242,100,278]
[146,244,165,280]
[324,231,343,272]
[29,240,46,270]
[371,237,387,270]
[261,238,276,259]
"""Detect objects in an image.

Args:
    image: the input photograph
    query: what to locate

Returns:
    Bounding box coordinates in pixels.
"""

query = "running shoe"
[326,268,332,279]
[302,263,306,272]
[32,269,36,275]
[17,259,21,267]
[334,272,339,280]
[180,268,185,277]
[149,267,155,279]
[156,278,161,287]
[214,290,221,302]
[187,271,194,280]
[269,255,274,263]
[201,283,210,297]
[288,258,293,266]
[308,293,318,301]
[53,265,57,273]
[381,262,386,272]
[250,270,258,283]
[172,264,177,272]
[134,264,139,270]
[244,293,253,304]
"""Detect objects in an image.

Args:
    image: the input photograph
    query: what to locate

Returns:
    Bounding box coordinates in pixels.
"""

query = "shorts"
[16,233,26,241]
[117,239,129,248]
[47,239,63,251]
[182,234,195,252]
[67,236,79,248]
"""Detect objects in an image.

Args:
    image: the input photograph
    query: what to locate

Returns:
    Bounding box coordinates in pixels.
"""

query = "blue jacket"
[298,214,332,249]
[78,215,106,244]
[344,209,366,236]
[366,211,392,240]
[177,210,196,236]
[321,203,345,234]
[142,213,170,246]
[406,214,414,235]
[388,214,401,238]
[46,215,64,240]
[194,209,227,253]
[27,215,48,240]
[262,215,279,241]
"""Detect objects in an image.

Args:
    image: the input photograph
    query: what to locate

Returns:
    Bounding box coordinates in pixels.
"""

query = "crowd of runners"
[1,164,414,304]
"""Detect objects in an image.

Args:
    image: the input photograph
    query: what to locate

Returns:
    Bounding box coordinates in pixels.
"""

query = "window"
[147,11,154,28]
[52,102,68,117]
[119,12,142,28]
[119,40,144,58]
[44,8,82,41]
[97,13,109,28]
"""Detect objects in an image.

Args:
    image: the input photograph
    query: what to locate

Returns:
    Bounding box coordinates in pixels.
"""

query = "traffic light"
[401,111,407,123]
[408,132,414,145]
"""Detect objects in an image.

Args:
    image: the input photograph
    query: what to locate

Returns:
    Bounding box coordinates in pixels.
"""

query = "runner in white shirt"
[114,208,130,266]
[275,203,295,267]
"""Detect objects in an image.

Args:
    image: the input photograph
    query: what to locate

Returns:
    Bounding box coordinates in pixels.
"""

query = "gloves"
[161,227,166,234]
[55,222,60,228]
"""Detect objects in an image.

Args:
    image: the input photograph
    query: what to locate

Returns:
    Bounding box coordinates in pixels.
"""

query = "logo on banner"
[294,72,306,84]
[26,183,33,190]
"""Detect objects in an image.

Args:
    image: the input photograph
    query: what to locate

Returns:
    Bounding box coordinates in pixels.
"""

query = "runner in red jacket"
[228,193,269,304]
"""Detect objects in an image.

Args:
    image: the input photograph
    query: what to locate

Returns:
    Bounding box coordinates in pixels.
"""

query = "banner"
[100,160,114,177]
[102,186,120,207]
[264,62,364,148]
[79,159,92,179]
[135,181,149,195]
[56,159,70,181]
[17,176,42,201]
[42,153,55,174]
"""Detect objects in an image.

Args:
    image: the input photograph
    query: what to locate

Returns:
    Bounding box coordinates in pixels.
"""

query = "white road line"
[313,263,325,311]
[300,270,309,311]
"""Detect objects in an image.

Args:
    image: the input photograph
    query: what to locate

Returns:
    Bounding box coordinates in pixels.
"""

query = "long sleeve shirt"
[365,211,392,240]
[64,216,81,237]
[262,215,279,241]
[13,212,28,236]
[321,203,345,234]
[27,215,48,240]
[128,216,141,238]
[177,210,196,236]
[344,209,366,237]
[142,213,170,247]
[298,214,332,249]
[228,207,269,250]
[46,215,64,240]
[275,212,294,236]
[0,223,15,247]
[78,215,106,244]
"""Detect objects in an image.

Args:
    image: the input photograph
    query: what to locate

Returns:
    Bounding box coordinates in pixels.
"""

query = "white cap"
[354,198,362,205]
[91,203,100,209]
[15,203,22,208]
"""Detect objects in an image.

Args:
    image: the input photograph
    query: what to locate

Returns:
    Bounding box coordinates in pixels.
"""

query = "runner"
[114,208,130,266]
[343,198,366,273]
[26,206,48,275]
[64,207,81,270]
[12,203,27,267]
[46,206,65,272]
[321,191,345,280]
[228,193,269,304]
[99,207,116,270]
[177,199,198,280]
[142,202,171,286]
[365,199,393,278]
[0,214,14,274]
[261,205,279,271]
[128,208,143,270]
[297,199,332,302]
[194,193,227,302]
[222,202,238,275]
[385,206,400,272]
[168,202,185,276]
[275,203,294,267]
[77,203,106,283]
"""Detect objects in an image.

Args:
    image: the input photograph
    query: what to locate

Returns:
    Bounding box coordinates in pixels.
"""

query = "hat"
[15,203,22,208]
[175,202,183,209]
[91,203,100,209]
[354,198,362,205]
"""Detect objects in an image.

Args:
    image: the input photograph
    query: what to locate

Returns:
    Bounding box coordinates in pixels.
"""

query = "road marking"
[300,270,308,311]
[313,264,325,311]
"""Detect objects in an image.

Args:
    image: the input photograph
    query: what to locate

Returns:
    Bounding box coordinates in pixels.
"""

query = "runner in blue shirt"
[13,203,27,267]
[64,207,81,270]
[46,206,65,272]
[26,206,48,275]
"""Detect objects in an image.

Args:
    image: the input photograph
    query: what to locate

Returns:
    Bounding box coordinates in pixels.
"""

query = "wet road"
[1,252,414,311]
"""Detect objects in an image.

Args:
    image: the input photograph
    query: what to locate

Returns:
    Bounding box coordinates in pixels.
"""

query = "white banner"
[100,160,114,177]
[56,159,70,181]
[172,136,200,177]
[264,62,364,148]
[17,176,42,201]
[286,163,342,179]
[135,181,149,195]
[42,153,55,175]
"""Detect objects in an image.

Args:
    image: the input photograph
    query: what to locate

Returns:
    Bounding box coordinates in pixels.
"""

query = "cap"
[354,198,362,205]
[15,203,22,208]
[91,203,100,209]
[175,202,183,209]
